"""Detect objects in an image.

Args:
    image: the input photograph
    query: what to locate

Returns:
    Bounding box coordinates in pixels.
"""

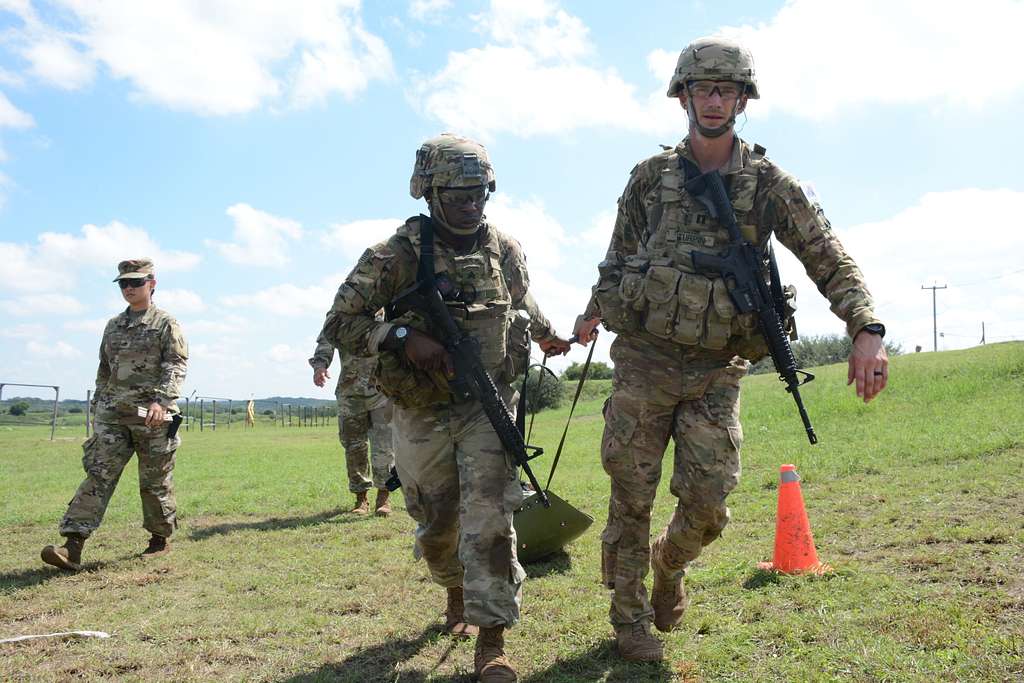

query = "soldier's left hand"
[145,401,166,427]
[848,331,888,403]
[539,336,572,357]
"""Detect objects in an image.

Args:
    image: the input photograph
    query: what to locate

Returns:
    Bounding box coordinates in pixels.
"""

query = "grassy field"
[1,343,1022,682]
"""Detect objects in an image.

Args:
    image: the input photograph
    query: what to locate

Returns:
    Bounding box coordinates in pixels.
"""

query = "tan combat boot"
[373,488,391,517]
[474,625,517,682]
[41,534,85,571]
[351,491,370,515]
[444,586,478,638]
[141,534,170,558]
[651,569,689,632]
[614,620,664,662]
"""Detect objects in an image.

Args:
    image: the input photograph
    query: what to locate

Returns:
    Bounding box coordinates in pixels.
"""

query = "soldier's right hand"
[573,315,601,346]
[313,367,330,387]
[405,329,455,377]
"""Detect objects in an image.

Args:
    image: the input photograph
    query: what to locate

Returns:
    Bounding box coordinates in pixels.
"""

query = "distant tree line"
[750,334,903,374]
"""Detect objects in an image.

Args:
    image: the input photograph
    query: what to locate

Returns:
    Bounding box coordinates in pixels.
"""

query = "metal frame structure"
[0,382,60,440]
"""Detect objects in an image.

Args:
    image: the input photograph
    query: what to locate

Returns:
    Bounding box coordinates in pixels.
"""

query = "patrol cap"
[113,258,155,281]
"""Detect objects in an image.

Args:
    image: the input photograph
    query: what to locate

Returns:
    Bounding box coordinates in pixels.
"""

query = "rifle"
[389,217,552,506]
[682,160,818,445]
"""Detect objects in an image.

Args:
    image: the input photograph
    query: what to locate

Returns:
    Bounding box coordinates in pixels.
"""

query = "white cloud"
[186,315,250,336]
[157,288,206,315]
[0,90,35,128]
[775,189,1024,350]
[722,0,1024,119]
[206,203,303,268]
[6,0,393,116]
[0,293,85,316]
[220,281,334,318]
[409,0,452,21]
[1,322,46,338]
[321,218,402,258]
[63,318,108,335]
[27,339,80,359]
[412,0,670,139]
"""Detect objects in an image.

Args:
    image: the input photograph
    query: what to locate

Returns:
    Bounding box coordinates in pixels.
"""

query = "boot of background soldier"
[141,534,170,558]
[352,490,370,515]
[614,619,664,662]
[373,488,391,517]
[41,534,85,571]
[474,625,517,682]
[444,586,478,638]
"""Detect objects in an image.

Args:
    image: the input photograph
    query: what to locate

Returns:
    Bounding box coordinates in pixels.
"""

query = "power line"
[950,267,1024,288]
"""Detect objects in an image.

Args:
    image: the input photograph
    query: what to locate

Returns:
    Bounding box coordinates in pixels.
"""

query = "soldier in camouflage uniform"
[574,37,890,661]
[321,134,571,682]
[41,258,188,571]
[309,327,395,516]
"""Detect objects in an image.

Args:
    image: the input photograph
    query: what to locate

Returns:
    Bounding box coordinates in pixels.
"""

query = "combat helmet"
[409,133,496,200]
[666,36,759,100]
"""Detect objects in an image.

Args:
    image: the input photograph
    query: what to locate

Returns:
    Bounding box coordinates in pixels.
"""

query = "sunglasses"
[118,277,151,289]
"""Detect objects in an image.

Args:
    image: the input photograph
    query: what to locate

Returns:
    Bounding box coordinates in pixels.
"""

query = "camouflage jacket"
[586,136,882,341]
[308,333,385,406]
[322,216,556,378]
[92,305,188,423]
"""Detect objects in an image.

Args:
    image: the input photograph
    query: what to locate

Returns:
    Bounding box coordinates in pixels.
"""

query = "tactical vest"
[618,145,768,353]
[378,219,516,408]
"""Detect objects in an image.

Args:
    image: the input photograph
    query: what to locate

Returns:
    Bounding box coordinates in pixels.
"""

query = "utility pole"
[921,283,947,352]
[980,321,986,345]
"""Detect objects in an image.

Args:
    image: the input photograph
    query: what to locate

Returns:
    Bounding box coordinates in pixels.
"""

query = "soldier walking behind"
[42,258,188,570]
[322,134,571,682]
[310,331,395,516]
[575,37,889,661]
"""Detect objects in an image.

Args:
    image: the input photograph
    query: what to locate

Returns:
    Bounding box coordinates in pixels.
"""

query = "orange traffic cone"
[757,464,831,574]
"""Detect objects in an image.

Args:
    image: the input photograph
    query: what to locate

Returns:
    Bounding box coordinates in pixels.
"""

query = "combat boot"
[351,491,370,515]
[444,586,478,638]
[40,534,85,571]
[142,534,170,558]
[373,488,391,517]
[474,626,517,682]
[651,569,689,632]
[614,620,664,662]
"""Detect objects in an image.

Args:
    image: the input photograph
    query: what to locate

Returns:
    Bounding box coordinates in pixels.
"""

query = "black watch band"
[861,323,885,338]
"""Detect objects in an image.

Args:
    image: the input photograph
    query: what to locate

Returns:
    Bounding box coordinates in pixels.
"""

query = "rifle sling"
[543,335,596,492]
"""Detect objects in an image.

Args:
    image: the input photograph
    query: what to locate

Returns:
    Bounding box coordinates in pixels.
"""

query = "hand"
[573,315,601,346]
[313,367,330,387]
[847,331,888,403]
[404,328,454,377]
[539,336,572,357]
[145,401,166,427]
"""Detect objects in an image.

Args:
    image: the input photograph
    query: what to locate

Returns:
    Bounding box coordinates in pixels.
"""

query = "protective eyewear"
[687,81,743,100]
[118,277,151,289]
[438,187,488,206]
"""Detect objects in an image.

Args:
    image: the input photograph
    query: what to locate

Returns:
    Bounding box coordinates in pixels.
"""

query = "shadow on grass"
[0,558,117,594]
[188,507,350,541]
[522,640,672,683]
[522,549,572,578]
[276,626,468,683]
[742,568,782,590]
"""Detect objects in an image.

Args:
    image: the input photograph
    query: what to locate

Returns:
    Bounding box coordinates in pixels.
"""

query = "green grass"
[2,342,1023,682]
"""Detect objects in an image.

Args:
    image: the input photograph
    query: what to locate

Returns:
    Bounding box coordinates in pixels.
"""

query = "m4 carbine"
[682,159,818,445]
[389,217,552,506]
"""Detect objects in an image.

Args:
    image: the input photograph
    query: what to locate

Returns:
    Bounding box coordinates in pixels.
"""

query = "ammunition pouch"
[592,252,641,334]
[503,310,531,383]
[374,310,451,408]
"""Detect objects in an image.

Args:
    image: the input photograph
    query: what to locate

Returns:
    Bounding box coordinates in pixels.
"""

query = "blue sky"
[1,0,1023,402]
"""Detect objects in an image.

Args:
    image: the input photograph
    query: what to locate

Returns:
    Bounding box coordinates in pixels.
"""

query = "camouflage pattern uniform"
[308,334,394,493]
[61,293,188,540]
[588,134,883,628]
[323,213,557,627]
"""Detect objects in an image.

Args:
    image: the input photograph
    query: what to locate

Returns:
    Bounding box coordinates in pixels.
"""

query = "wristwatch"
[392,325,409,346]
[860,323,886,338]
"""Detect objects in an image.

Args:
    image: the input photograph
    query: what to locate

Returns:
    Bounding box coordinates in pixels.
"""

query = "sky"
[1,0,1023,402]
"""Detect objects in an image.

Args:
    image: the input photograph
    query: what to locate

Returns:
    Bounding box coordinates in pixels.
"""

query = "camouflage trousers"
[392,386,526,629]
[60,419,180,539]
[338,399,395,493]
[600,333,746,626]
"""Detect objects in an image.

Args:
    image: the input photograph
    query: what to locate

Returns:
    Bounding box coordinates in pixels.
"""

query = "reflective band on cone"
[757,464,832,575]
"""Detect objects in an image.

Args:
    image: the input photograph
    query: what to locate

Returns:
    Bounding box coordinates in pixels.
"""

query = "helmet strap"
[429,188,481,236]
[685,87,741,139]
